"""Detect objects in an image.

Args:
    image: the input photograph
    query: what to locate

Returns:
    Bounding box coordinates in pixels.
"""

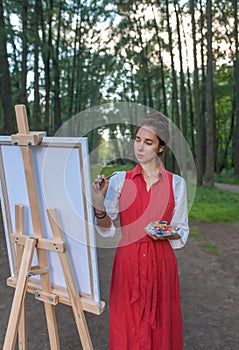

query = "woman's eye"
[135,138,153,146]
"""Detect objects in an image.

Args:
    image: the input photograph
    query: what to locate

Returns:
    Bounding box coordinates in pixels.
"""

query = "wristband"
[94,210,107,219]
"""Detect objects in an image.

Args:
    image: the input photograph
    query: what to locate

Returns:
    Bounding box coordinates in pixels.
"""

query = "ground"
[0,185,238,349]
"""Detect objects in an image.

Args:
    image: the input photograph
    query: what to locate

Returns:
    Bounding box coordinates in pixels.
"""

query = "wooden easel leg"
[16,110,60,349]
[18,313,27,350]
[35,246,60,349]
[15,204,27,350]
[43,303,60,348]
[3,237,37,350]
[47,209,93,350]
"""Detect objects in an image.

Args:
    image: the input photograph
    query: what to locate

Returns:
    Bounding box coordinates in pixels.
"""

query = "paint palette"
[145,221,177,237]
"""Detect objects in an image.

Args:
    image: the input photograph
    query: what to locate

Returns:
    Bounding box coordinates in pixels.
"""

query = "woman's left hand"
[147,225,181,241]
[147,233,167,241]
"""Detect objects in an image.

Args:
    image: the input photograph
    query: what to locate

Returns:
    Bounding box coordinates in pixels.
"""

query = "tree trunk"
[52,2,62,132]
[32,0,41,130]
[191,0,203,185]
[204,0,214,186]
[180,4,195,160]
[74,5,83,116]
[152,7,167,116]
[174,0,187,137]
[19,0,28,109]
[165,0,180,173]
[40,0,53,134]
[220,112,234,172]
[133,9,153,109]
[174,0,187,178]
[199,0,207,175]
[233,0,239,176]
[68,2,81,121]
[0,0,14,134]
[165,0,179,128]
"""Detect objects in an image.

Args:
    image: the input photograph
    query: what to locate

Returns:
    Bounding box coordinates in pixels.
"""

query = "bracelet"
[94,210,107,219]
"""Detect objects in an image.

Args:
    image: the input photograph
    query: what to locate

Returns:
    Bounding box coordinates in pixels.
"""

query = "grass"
[190,228,221,255]
[100,163,134,176]
[189,185,239,223]
[90,162,134,181]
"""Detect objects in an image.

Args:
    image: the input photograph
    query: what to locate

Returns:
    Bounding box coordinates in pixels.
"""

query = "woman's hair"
[136,112,170,156]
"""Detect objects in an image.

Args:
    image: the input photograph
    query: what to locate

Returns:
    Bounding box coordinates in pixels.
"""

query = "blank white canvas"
[0,136,100,303]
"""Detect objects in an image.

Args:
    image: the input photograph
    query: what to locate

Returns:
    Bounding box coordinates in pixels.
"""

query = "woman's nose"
[138,142,144,150]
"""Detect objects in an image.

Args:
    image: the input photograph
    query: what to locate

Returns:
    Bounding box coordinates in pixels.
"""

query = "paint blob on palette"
[145,221,177,237]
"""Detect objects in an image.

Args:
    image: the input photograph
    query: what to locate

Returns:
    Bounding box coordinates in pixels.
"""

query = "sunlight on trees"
[0,0,238,183]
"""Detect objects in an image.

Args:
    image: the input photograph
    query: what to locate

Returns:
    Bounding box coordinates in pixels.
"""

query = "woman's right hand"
[92,175,109,211]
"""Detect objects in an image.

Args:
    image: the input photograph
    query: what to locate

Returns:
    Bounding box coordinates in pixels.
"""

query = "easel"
[3,105,94,349]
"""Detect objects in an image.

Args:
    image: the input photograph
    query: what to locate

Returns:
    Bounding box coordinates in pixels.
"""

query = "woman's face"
[134,126,161,164]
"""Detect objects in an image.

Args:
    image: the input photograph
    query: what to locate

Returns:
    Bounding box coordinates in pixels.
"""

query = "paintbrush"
[99,173,116,184]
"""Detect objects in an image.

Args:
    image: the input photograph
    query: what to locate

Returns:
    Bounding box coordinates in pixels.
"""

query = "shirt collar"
[131,162,165,179]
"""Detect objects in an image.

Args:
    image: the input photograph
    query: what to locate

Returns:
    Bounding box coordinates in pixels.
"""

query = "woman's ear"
[158,145,165,154]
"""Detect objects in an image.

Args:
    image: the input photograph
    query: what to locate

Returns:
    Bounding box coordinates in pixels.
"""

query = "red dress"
[109,164,184,350]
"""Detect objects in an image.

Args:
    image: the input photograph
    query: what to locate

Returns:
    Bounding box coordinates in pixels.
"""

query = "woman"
[92,113,189,350]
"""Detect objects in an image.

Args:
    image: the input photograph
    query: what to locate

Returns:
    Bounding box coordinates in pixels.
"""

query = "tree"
[32,0,41,130]
[233,0,239,176]
[152,6,168,115]
[205,0,215,186]
[0,0,238,179]
[40,0,53,133]
[165,0,179,128]
[0,0,14,133]
[19,0,28,110]
[191,0,203,185]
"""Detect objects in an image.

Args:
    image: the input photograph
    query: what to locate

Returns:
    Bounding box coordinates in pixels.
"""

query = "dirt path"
[177,220,239,350]
[1,219,239,349]
[215,182,239,193]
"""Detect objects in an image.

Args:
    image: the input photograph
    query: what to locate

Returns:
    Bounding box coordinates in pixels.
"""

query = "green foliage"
[0,0,238,177]
[189,186,239,222]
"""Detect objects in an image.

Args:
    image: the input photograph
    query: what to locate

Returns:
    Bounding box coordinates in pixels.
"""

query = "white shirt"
[96,171,189,249]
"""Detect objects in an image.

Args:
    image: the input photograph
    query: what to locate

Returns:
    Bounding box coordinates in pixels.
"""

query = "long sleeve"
[95,171,126,237]
[170,174,189,249]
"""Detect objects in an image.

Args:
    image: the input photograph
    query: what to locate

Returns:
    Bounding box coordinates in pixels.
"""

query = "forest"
[0,0,238,186]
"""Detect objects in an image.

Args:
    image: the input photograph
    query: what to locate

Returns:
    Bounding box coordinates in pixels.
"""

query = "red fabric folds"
[109,165,184,350]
